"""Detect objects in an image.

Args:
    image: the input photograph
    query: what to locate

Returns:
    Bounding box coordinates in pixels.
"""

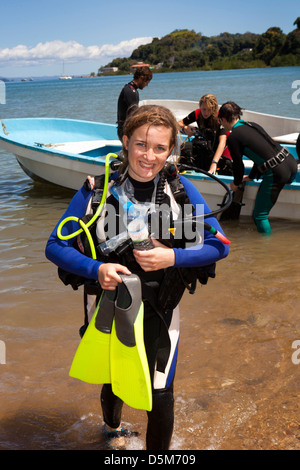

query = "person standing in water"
[45,105,229,449]
[219,101,297,234]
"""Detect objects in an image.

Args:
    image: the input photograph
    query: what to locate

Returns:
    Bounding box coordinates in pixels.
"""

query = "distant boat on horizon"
[59,61,72,80]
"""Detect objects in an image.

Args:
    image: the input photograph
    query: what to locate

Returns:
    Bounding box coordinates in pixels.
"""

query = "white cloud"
[0,37,153,66]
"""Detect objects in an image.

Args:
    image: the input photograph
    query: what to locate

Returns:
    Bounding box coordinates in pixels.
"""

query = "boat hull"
[183,171,300,221]
[2,139,111,190]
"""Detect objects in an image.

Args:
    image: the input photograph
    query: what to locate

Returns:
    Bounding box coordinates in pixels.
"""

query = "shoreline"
[3,64,300,82]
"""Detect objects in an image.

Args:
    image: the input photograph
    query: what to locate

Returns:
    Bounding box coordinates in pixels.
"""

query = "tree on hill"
[100,21,300,74]
[254,27,285,65]
[294,17,300,29]
[271,17,300,66]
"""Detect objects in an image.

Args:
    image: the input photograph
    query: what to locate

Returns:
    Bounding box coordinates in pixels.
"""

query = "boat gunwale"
[0,138,115,166]
[181,171,300,191]
[140,99,300,124]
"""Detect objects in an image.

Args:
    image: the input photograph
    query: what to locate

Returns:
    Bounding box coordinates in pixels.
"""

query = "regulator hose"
[175,162,233,218]
[160,162,232,244]
[56,153,117,259]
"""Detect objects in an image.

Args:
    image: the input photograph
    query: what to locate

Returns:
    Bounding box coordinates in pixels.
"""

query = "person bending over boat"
[45,105,229,450]
[178,93,231,174]
[117,66,153,140]
[219,101,298,234]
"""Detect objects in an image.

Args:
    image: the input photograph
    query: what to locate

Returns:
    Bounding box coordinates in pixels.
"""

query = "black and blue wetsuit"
[227,120,297,233]
[45,172,229,449]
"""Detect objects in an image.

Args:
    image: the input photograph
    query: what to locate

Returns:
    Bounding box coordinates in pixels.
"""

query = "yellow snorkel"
[56,153,118,259]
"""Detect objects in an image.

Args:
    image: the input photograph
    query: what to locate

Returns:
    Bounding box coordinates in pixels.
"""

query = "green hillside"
[100,18,300,74]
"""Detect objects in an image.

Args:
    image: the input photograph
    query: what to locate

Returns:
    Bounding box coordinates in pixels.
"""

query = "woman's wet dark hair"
[219,102,243,123]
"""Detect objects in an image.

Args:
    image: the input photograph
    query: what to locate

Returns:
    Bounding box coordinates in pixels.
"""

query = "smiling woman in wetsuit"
[219,101,298,234]
[45,105,229,450]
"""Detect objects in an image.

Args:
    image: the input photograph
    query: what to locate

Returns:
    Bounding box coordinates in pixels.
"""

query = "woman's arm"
[178,111,197,136]
[227,134,245,186]
[45,186,102,281]
[208,134,227,174]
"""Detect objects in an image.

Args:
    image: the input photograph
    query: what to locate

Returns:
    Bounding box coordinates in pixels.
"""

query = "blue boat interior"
[80,145,121,157]
[0,118,119,146]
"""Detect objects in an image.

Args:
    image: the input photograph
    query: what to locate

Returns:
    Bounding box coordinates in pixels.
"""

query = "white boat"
[0,112,299,221]
[139,99,300,221]
[59,61,72,80]
[140,99,300,145]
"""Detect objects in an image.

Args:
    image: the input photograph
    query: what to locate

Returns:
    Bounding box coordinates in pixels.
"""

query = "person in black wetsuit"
[219,101,298,234]
[117,66,153,140]
[178,93,230,174]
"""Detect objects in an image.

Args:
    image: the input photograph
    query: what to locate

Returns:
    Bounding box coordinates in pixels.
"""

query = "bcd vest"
[58,169,216,314]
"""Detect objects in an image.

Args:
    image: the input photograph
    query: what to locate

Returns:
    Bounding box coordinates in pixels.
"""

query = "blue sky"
[1,0,299,78]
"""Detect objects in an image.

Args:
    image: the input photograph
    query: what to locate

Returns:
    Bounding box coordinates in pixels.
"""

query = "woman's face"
[123,124,173,182]
[200,103,213,119]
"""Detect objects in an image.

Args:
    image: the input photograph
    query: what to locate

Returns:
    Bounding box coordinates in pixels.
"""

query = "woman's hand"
[208,135,226,174]
[230,175,252,192]
[230,181,239,192]
[183,125,194,137]
[133,239,175,272]
[178,120,194,137]
[243,175,253,183]
[98,263,131,290]
[208,161,218,174]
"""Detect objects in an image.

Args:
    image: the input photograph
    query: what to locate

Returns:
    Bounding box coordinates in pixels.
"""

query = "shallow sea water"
[0,154,299,450]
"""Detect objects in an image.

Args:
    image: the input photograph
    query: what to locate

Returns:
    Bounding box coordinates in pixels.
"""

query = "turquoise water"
[2,67,300,124]
[0,67,300,451]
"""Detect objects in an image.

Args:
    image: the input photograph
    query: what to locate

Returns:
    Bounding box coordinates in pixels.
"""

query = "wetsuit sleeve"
[45,186,102,281]
[123,84,139,115]
[227,132,245,186]
[218,126,227,137]
[173,176,229,268]
[248,164,259,180]
[183,110,197,126]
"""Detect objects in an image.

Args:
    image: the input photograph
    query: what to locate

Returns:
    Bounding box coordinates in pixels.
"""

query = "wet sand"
[0,177,300,450]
